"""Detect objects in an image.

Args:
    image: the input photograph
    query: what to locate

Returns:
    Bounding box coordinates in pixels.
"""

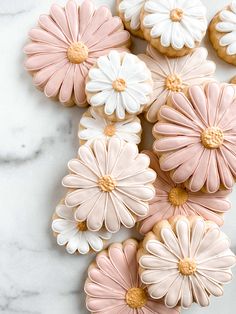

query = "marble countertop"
[1,0,236,313]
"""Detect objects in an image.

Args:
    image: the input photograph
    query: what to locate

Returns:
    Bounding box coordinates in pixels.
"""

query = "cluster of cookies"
[24,0,236,312]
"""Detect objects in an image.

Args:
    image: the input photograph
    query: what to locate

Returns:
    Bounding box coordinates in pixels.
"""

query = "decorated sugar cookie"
[138,216,236,308]
[78,108,142,145]
[139,45,216,123]
[141,0,207,57]
[230,75,236,84]
[138,151,231,235]
[153,82,236,193]
[52,200,111,254]
[62,138,156,233]
[85,239,180,313]
[24,0,130,107]
[210,1,236,66]
[86,50,153,121]
[117,0,146,38]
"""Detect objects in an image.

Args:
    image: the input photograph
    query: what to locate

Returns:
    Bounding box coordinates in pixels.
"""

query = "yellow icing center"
[77,221,88,231]
[170,8,184,22]
[168,187,188,206]
[104,124,116,137]
[201,127,224,149]
[178,258,197,276]
[165,74,183,92]
[67,42,89,64]
[98,175,116,192]
[126,288,147,309]
[112,78,127,92]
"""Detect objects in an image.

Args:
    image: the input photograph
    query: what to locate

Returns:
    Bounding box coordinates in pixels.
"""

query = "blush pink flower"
[85,239,180,314]
[153,82,236,193]
[138,151,231,235]
[24,0,130,106]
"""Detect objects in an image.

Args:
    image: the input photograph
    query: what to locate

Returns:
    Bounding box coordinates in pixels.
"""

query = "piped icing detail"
[85,239,180,313]
[86,51,153,120]
[139,45,216,123]
[153,82,236,193]
[78,108,142,145]
[119,0,146,30]
[139,216,236,308]
[143,0,207,50]
[51,202,111,254]
[138,151,231,235]
[216,1,236,55]
[24,0,130,106]
[62,138,156,233]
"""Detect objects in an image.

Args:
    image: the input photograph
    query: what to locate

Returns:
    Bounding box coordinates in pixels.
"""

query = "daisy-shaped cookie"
[78,108,142,145]
[52,201,111,254]
[117,0,146,38]
[139,45,216,123]
[62,138,156,233]
[153,82,236,193]
[141,0,207,57]
[85,239,180,314]
[24,0,130,106]
[138,216,236,308]
[210,1,236,65]
[86,51,153,121]
[138,151,231,235]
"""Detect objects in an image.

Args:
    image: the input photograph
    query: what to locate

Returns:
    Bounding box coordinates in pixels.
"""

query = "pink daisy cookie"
[138,216,236,309]
[24,0,130,106]
[62,138,156,233]
[153,82,236,193]
[138,151,231,235]
[139,45,216,123]
[85,239,180,314]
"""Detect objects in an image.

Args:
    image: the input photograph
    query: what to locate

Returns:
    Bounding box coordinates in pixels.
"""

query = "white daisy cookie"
[52,200,112,255]
[117,0,146,38]
[210,1,236,65]
[138,216,236,309]
[85,50,153,121]
[141,0,207,57]
[78,108,142,146]
[62,138,156,233]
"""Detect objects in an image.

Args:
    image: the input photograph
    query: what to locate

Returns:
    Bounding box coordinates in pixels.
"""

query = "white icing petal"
[119,0,145,30]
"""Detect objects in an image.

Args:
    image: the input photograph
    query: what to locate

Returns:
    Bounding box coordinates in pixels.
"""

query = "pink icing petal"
[123,242,139,287]
[44,62,70,98]
[105,195,121,233]
[50,4,72,42]
[217,85,236,127]
[38,14,69,44]
[65,0,79,42]
[28,28,69,48]
[93,140,107,176]
[206,82,221,126]
[59,64,75,103]
[146,90,169,123]
[24,42,66,54]
[220,145,236,177]
[25,53,66,71]
[188,202,224,226]
[62,174,97,188]
[86,297,126,312]
[117,186,154,203]
[78,0,95,39]
[205,150,220,193]
[188,85,208,126]
[73,65,87,106]
[154,136,200,153]
[65,187,100,207]
[188,195,230,213]
[85,282,125,299]
[216,151,235,189]
[74,191,102,221]
[78,144,102,177]
[155,123,199,136]
[89,31,130,52]
[87,192,106,231]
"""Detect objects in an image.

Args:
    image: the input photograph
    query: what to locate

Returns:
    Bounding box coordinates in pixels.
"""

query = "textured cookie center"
[170,8,184,22]
[201,127,224,149]
[126,288,147,309]
[165,74,183,92]
[67,42,89,64]
[104,124,116,137]
[98,175,116,192]
[77,221,87,231]
[168,187,188,206]
[178,258,197,276]
[112,78,127,92]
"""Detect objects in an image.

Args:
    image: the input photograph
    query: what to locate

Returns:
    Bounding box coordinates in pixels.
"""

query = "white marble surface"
[0,0,236,313]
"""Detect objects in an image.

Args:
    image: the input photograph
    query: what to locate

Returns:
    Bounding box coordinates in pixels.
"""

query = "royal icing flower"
[153,82,236,193]
[62,138,156,233]
[118,0,146,31]
[142,0,207,55]
[86,51,153,120]
[215,1,236,56]
[138,151,231,235]
[78,108,142,145]
[139,216,236,308]
[139,45,216,123]
[52,202,111,254]
[24,0,130,106]
[85,239,180,314]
